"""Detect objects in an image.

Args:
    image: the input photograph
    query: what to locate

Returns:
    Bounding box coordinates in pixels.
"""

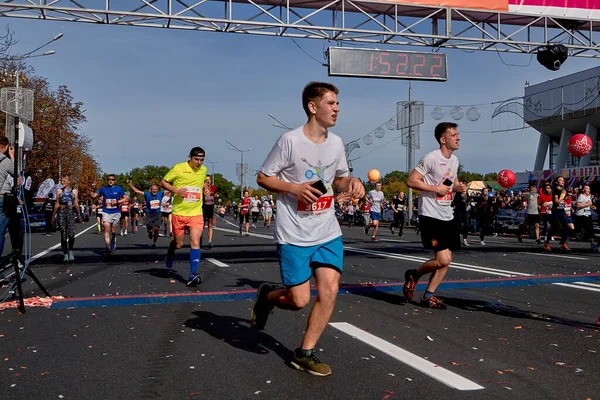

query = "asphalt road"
[1,216,599,400]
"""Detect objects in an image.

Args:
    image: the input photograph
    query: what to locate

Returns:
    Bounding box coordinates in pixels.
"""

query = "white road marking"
[206,258,229,268]
[31,223,98,261]
[344,246,600,293]
[552,283,600,293]
[213,225,600,293]
[378,238,410,243]
[213,226,273,240]
[345,246,528,277]
[517,252,588,260]
[329,322,484,391]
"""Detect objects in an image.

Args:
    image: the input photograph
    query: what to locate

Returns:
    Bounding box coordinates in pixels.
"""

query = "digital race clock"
[328,47,448,81]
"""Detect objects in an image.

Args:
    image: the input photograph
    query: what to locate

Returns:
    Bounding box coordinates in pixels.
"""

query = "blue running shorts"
[370,211,382,221]
[277,237,343,286]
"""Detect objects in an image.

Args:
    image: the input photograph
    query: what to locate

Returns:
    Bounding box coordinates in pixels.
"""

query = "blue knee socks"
[190,248,201,277]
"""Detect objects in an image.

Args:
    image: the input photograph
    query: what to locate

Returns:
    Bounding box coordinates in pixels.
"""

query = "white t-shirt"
[367,190,385,213]
[250,198,261,212]
[414,149,459,221]
[262,199,272,211]
[260,126,349,246]
[347,205,355,215]
[575,194,592,217]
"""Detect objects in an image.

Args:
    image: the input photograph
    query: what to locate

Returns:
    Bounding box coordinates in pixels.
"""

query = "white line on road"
[345,246,528,277]
[213,226,274,240]
[206,258,229,268]
[378,238,410,243]
[31,223,98,261]
[518,252,588,260]
[552,283,600,293]
[212,225,599,294]
[329,322,484,391]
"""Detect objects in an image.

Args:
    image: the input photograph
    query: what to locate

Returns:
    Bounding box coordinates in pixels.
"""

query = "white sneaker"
[463,239,470,247]
[252,224,256,228]
[124,231,128,236]
[68,251,75,262]
[120,230,124,236]
[480,240,486,246]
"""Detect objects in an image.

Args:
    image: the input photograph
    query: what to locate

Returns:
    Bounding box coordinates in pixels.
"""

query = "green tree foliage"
[0,54,99,197]
[457,164,484,182]
[483,172,498,181]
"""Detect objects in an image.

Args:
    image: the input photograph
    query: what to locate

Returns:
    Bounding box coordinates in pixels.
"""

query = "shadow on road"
[441,296,600,329]
[184,311,293,364]
[133,267,188,284]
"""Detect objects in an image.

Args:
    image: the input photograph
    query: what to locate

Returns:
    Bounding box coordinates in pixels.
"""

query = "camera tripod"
[0,194,50,313]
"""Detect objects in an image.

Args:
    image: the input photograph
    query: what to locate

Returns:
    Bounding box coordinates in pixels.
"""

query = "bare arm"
[407,169,449,197]
[73,189,82,222]
[128,181,145,196]
[257,172,322,205]
[161,178,186,198]
[333,176,365,200]
[51,190,61,222]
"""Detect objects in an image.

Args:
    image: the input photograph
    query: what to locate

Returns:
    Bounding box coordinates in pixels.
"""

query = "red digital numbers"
[395,53,408,75]
[430,54,443,77]
[413,54,426,76]
[379,52,391,74]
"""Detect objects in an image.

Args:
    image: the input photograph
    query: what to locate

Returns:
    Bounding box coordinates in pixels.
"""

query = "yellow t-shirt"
[163,161,208,216]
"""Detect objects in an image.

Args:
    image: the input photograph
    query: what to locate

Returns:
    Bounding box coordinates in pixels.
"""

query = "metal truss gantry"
[2,0,600,58]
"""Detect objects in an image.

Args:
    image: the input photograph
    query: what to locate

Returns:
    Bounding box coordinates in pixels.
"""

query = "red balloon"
[497,169,516,189]
[568,134,593,157]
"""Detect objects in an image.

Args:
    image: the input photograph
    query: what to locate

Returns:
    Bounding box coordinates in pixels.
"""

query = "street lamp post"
[205,159,220,178]
[226,140,251,201]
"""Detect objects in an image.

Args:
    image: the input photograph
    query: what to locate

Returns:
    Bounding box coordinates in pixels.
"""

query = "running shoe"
[536,239,543,244]
[148,231,153,240]
[165,253,174,269]
[251,283,276,330]
[68,251,75,262]
[63,254,69,263]
[371,236,377,241]
[402,269,417,300]
[420,295,448,309]
[544,243,551,252]
[364,225,370,235]
[124,231,128,236]
[480,240,486,246]
[560,244,571,252]
[390,226,394,235]
[105,249,112,257]
[517,235,523,243]
[187,274,202,287]
[110,235,117,251]
[151,243,156,249]
[290,348,332,377]
[208,242,213,249]
[462,238,470,247]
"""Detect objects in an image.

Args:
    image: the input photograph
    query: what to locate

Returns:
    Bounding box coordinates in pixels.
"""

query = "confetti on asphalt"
[59,396,64,399]
[514,326,522,330]
[10,384,16,388]
[405,378,412,382]
[266,380,271,384]
[497,371,504,375]
[388,373,395,376]
[190,366,195,369]
[41,372,50,375]
[188,392,201,397]
[528,367,535,371]
[451,362,460,366]
[426,336,434,341]
[550,344,558,347]
[254,391,261,395]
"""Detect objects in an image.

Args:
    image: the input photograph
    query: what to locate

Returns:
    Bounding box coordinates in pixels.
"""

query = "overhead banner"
[526,166,600,181]
[391,1,600,19]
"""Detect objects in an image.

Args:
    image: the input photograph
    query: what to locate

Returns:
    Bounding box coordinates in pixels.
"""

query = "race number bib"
[149,199,160,210]
[204,195,215,205]
[105,199,117,209]
[183,186,201,203]
[297,196,334,215]
[564,205,571,217]
[436,189,453,206]
[544,202,552,214]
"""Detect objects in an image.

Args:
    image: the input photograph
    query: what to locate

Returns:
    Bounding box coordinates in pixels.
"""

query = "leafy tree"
[483,172,498,181]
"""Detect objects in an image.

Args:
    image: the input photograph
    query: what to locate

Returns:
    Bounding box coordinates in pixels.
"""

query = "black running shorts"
[419,215,460,252]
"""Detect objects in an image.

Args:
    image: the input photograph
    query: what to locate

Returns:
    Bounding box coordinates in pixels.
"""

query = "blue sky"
[6,16,599,187]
